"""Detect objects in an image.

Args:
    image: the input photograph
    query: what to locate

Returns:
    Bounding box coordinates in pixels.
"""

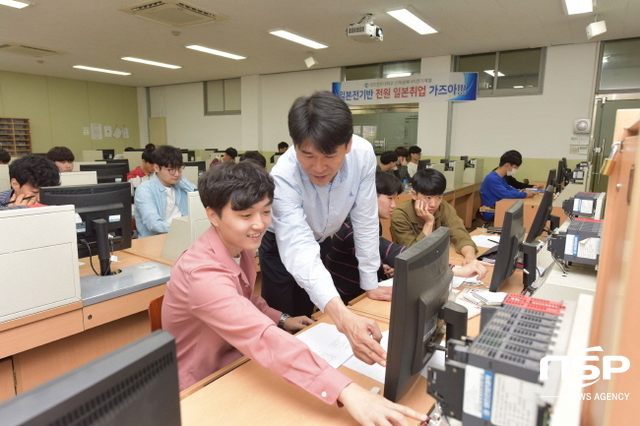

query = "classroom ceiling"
[0,0,639,88]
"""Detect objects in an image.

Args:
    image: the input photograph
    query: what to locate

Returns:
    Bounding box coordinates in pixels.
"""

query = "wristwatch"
[278,313,291,329]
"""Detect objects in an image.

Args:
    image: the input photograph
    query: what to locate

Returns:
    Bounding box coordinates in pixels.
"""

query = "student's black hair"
[9,155,60,188]
[288,90,353,155]
[199,161,275,217]
[277,141,289,151]
[0,149,10,164]
[240,151,267,169]
[152,145,183,168]
[499,150,523,167]
[224,147,238,159]
[124,147,135,151]
[394,146,409,158]
[141,148,155,163]
[46,146,75,163]
[380,151,398,165]
[145,143,156,150]
[376,171,403,196]
[408,145,422,155]
[411,168,446,196]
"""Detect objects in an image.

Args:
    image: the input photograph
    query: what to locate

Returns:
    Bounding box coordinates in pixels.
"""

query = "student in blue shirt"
[480,150,534,220]
[134,145,196,237]
[259,91,388,369]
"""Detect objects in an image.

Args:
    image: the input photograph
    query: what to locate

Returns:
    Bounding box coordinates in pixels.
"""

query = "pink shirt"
[162,226,352,404]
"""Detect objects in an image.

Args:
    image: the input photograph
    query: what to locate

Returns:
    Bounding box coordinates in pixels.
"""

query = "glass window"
[345,64,380,81]
[599,38,640,92]
[345,60,420,81]
[456,48,544,96]
[204,78,241,115]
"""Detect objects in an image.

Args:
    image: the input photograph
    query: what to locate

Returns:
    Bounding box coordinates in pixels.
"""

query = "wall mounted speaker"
[574,118,591,134]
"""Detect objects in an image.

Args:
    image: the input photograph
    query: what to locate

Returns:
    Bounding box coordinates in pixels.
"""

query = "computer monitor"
[105,158,130,167]
[555,160,565,191]
[525,185,560,244]
[545,168,557,190]
[39,182,132,276]
[384,227,467,402]
[184,161,206,173]
[0,330,181,426]
[417,159,431,171]
[99,149,115,160]
[80,163,128,184]
[489,200,526,292]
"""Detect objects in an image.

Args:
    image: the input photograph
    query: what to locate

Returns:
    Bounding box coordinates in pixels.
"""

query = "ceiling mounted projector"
[586,20,607,39]
[347,14,383,42]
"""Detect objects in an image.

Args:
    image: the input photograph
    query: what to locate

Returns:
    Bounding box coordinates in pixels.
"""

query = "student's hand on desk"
[366,286,392,301]
[283,315,314,332]
[338,383,427,426]
[454,261,489,281]
[526,191,535,198]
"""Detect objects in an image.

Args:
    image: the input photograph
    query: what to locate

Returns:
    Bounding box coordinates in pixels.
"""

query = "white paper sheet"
[472,234,500,248]
[295,323,353,369]
[342,331,389,384]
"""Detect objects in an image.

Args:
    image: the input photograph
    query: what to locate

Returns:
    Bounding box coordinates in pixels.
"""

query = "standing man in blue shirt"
[259,91,389,367]
[480,150,534,220]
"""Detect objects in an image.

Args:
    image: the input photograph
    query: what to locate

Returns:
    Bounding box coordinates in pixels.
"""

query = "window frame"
[204,78,241,116]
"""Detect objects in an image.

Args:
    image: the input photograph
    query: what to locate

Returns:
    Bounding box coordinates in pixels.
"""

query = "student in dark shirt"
[326,171,486,304]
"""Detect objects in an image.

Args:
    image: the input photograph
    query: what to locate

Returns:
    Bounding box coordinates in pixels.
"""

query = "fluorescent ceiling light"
[484,69,505,77]
[0,0,31,9]
[513,85,524,89]
[387,72,412,78]
[121,57,181,69]
[185,45,245,60]
[386,9,437,35]
[269,30,328,49]
[564,0,593,15]
[73,66,131,76]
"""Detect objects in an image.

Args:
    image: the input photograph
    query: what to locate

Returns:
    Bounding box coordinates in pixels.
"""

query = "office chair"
[148,295,164,332]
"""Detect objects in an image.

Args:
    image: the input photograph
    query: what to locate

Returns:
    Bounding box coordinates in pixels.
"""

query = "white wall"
[450,43,599,160]
[148,82,242,150]
[142,43,599,158]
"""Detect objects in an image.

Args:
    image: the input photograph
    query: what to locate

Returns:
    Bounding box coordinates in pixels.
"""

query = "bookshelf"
[0,118,32,157]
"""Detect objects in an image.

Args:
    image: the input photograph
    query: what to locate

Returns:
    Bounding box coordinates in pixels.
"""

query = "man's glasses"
[164,166,185,175]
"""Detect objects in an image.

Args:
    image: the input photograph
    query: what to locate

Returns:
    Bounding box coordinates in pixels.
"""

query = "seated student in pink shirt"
[162,161,426,426]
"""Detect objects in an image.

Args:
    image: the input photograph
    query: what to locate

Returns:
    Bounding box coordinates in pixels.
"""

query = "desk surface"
[180,315,435,426]
[123,233,172,265]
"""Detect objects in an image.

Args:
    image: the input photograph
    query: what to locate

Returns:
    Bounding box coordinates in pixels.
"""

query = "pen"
[488,239,499,244]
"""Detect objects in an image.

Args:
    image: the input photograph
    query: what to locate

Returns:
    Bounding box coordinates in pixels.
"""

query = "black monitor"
[555,160,565,191]
[545,169,557,190]
[417,159,431,171]
[0,331,181,426]
[489,200,526,292]
[105,158,130,169]
[98,149,115,160]
[184,161,206,173]
[384,227,467,402]
[39,182,132,276]
[525,185,560,244]
[80,163,128,184]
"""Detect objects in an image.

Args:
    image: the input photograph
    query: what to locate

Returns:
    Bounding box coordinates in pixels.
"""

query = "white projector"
[586,20,607,40]
[346,22,383,42]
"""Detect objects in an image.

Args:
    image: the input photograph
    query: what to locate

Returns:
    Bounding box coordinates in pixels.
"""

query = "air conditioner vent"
[120,1,228,27]
[0,43,64,57]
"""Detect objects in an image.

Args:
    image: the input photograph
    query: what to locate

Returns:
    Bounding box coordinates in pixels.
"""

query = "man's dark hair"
[124,147,135,152]
[152,145,183,168]
[412,168,446,196]
[380,151,398,165]
[240,151,267,169]
[141,148,155,163]
[288,90,353,155]
[199,161,275,217]
[145,143,156,150]
[0,149,10,164]
[376,171,403,196]
[277,141,289,151]
[499,150,523,167]
[225,147,238,159]
[394,146,409,158]
[9,155,60,188]
[408,145,422,155]
[46,146,75,163]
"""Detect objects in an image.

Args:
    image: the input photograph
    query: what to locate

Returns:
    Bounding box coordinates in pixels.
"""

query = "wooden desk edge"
[179,356,250,399]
